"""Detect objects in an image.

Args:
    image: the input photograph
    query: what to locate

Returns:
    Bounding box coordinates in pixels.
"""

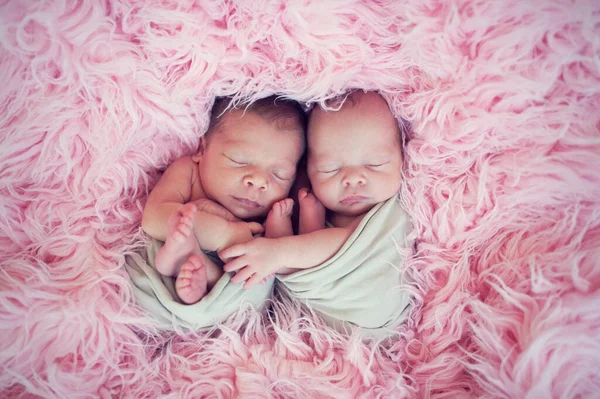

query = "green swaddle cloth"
[276,196,413,339]
[125,240,274,330]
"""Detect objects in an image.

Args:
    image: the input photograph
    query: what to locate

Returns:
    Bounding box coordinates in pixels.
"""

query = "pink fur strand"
[1,0,599,397]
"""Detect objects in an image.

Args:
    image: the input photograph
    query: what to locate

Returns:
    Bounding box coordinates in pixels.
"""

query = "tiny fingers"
[223,257,247,273]
[244,273,267,290]
[230,266,254,284]
[219,244,246,262]
[247,222,264,235]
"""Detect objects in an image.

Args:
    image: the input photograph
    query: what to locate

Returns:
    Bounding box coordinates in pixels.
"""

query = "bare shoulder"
[173,155,204,200]
[162,155,201,188]
[147,155,200,204]
[166,155,196,172]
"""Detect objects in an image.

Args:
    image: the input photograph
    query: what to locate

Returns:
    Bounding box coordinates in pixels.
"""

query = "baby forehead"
[221,134,299,153]
[307,125,402,164]
[309,99,398,133]
[311,91,392,117]
[214,114,303,143]
[218,135,301,164]
[309,138,399,162]
[307,118,400,145]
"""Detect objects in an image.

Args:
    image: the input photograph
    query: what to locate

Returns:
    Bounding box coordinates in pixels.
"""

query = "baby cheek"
[315,179,338,205]
[268,180,290,202]
[379,172,402,196]
[229,168,248,184]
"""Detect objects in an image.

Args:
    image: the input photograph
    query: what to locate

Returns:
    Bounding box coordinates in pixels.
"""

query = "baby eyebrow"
[224,155,249,165]
[223,150,247,159]
[314,158,338,166]
[316,165,340,172]
[367,160,389,165]
[276,160,297,169]
[315,160,336,166]
[273,166,294,175]
[269,159,295,172]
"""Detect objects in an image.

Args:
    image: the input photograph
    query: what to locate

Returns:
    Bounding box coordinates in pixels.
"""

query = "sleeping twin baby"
[139,91,412,334]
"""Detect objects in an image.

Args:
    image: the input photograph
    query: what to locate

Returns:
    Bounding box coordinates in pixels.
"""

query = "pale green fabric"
[276,196,413,339]
[125,239,274,330]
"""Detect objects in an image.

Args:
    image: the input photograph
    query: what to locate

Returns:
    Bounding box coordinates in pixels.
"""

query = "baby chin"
[333,199,376,216]
[228,199,269,220]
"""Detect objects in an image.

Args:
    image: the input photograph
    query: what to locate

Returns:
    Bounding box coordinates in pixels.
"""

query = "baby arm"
[190,210,263,253]
[142,156,207,241]
[141,156,260,248]
[219,226,355,289]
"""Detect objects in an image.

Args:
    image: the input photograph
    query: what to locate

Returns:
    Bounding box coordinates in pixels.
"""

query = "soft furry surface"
[1,0,599,397]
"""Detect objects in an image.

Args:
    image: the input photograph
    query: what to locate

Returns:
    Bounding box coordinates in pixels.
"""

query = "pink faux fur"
[1,0,599,397]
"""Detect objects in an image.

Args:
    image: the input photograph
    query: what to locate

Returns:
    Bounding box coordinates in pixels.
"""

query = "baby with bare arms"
[220,91,405,286]
[141,96,305,304]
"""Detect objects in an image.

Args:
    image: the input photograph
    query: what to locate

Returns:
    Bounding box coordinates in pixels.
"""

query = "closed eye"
[225,155,247,166]
[319,168,339,174]
[367,162,389,168]
[273,172,293,181]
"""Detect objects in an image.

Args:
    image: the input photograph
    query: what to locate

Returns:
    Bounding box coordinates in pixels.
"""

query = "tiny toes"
[173,230,186,242]
[180,216,192,226]
[178,269,191,278]
[182,206,196,218]
[179,221,192,232]
[178,279,191,288]
[176,225,192,237]
[284,199,294,212]
[188,255,203,265]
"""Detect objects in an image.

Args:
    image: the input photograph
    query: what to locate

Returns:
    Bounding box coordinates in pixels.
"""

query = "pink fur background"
[1,0,599,397]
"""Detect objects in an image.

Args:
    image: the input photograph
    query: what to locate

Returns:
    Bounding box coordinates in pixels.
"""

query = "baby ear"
[192,136,207,161]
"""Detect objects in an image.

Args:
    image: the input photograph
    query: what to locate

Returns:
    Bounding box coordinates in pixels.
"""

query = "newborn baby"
[141,96,305,304]
[221,90,404,285]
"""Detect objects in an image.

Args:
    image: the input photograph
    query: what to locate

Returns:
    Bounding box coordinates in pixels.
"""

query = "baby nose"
[342,169,366,187]
[243,173,268,190]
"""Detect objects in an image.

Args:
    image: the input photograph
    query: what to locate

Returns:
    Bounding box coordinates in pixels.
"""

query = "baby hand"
[219,238,286,289]
[218,219,264,250]
[230,220,264,235]
[190,198,239,221]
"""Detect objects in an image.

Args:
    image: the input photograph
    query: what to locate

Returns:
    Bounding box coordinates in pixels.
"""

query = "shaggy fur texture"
[1,0,599,397]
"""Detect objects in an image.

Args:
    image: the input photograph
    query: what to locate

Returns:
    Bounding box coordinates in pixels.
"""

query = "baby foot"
[175,255,208,304]
[155,203,201,276]
[264,198,294,238]
[298,188,326,234]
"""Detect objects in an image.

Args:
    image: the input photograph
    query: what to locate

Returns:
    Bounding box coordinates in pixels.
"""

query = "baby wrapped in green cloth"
[125,238,275,330]
[125,96,306,330]
[220,91,414,338]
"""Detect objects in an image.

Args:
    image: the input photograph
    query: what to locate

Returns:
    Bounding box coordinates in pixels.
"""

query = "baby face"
[196,110,304,219]
[307,93,403,217]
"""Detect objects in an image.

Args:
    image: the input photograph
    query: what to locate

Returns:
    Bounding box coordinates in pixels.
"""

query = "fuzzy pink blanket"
[1,0,599,397]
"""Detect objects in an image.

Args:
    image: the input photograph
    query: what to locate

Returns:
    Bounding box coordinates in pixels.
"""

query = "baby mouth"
[340,195,369,206]
[233,196,261,209]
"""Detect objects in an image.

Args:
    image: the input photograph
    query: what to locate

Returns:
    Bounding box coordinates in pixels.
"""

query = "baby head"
[194,96,306,219]
[306,91,404,217]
